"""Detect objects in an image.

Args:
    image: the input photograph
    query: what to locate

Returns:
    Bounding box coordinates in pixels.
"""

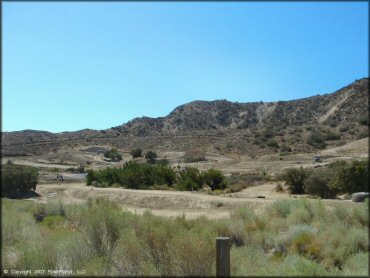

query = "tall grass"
[1,197,368,276]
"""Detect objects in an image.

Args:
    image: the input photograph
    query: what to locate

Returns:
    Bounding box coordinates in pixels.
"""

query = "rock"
[337,194,351,200]
[351,192,370,203]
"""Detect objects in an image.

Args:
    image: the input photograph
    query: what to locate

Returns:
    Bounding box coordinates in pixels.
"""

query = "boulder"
[351,192,370,203]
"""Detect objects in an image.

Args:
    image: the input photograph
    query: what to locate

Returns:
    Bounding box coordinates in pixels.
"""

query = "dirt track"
[31,182,357,219]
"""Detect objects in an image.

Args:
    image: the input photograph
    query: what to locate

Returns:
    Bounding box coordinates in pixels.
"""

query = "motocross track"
[31,182,358,219]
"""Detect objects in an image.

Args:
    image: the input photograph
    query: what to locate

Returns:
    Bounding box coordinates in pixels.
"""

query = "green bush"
[104,148,122,161]
[281,167,309,194]
[131,148,143,158]
[329,160,368,194]
[358,115,369,126]
[323,130,341,141]
[202,168,227,191]
[145,151,157,164]
[177,167,203,191]
[1,164,38,197]
[87,162,228,190]
[306,131,326,149]
[267,139,279,148]
[280,144,292,153]
[304,168,337,198]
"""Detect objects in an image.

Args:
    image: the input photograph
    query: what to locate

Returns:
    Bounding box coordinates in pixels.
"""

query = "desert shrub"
[111,229,145,276]
[104,148,122,161]
[281,167,309,194]
[202,168,227,191]
[266,199,304,218]
[342,252,369,276]
[304,168,336,198]
[356,130,369,140]
[1,164,38,197]
[81,198,122,257]
[130,148,143,158]
[306,131,326,149]
[280,144,292,153]
[183,150,207,163]
[47,198,64,213]
[358,115,369,126]
[156,158,170,166]
[42,215,65,229]
[267,139,279,148]
[323,130,341,140]
[145,151,157,164]
[329,160,368,194]
[177,167,203,191]
[339,125,350,132]
[171,229,214,276]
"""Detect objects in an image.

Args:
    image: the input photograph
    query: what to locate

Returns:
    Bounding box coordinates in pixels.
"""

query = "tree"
[145,151,157,164]
[131,148,143,158]
[104,149,122,161]
[202,168,227,191]
[1,164,38,197]
[281,167,309,194]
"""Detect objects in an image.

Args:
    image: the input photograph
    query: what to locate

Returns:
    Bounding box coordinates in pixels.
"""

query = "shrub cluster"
[86,162,227,191]
[2,197,368,276]
[104,148,122,161]
[1,164,38,197]
[281,160,368,198]
[130,148,143,158]
[306,131,326,149]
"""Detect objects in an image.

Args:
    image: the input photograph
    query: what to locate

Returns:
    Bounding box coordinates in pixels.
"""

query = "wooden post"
[216,237,230,277]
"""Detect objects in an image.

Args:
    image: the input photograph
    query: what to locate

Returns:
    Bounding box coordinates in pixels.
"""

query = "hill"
[2,78,368,157]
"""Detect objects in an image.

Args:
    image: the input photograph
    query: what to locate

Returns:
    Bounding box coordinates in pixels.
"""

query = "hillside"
[2,78,368,157]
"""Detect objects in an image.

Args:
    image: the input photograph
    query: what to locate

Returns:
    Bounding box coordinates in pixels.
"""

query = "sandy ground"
[4,138,366,219]
[30,182,358,219]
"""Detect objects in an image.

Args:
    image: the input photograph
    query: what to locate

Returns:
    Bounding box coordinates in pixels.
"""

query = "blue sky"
[3,2,368,132]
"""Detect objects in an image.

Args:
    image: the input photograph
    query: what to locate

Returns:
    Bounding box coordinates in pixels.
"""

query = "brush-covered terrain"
[2,78,368,158]
[2,197,368,276]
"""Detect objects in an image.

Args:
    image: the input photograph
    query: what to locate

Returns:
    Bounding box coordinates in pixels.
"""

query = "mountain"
[2,78,368,157]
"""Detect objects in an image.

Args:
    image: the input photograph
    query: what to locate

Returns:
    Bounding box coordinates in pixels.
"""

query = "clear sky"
[3,2,368,133]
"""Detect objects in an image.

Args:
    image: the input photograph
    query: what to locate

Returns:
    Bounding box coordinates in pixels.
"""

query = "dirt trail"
[31,182,357,219]
[318,91,351,123]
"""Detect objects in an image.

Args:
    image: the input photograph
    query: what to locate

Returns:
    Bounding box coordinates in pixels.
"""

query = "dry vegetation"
[2,197,368,276]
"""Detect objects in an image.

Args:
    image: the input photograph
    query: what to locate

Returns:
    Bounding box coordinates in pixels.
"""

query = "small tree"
[131,148,143,158]
[2,165,39,197]
[281,167,309,194]
[104,149,122,161]
[202,168,227,191]
[145,151,157,164]
[306,131,326,149]
[304,168,336,198]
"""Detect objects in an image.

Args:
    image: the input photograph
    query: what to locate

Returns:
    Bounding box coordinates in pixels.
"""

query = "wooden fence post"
[216,237,230,277]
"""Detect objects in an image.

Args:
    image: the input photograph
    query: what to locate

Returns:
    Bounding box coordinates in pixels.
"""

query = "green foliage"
[145,151,157,164]
[1,164,38,197]
[329,160,368,194]
[104,148,122,161]
[2,198,368,276]
[280,144,292,153]
[304,168,337,198]
[358,115,369,126]
[177,167,203,191]
[323,129,341,141]
[306,131,326,149]
[131,148,143,158]
[86,162,228,191]
[281,167,309,194]
[267,139,279,148]
[202,168,227,191]
[281,159,369,198]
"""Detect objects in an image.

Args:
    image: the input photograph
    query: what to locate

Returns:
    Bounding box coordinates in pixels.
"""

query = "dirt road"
[32,182,357,219]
